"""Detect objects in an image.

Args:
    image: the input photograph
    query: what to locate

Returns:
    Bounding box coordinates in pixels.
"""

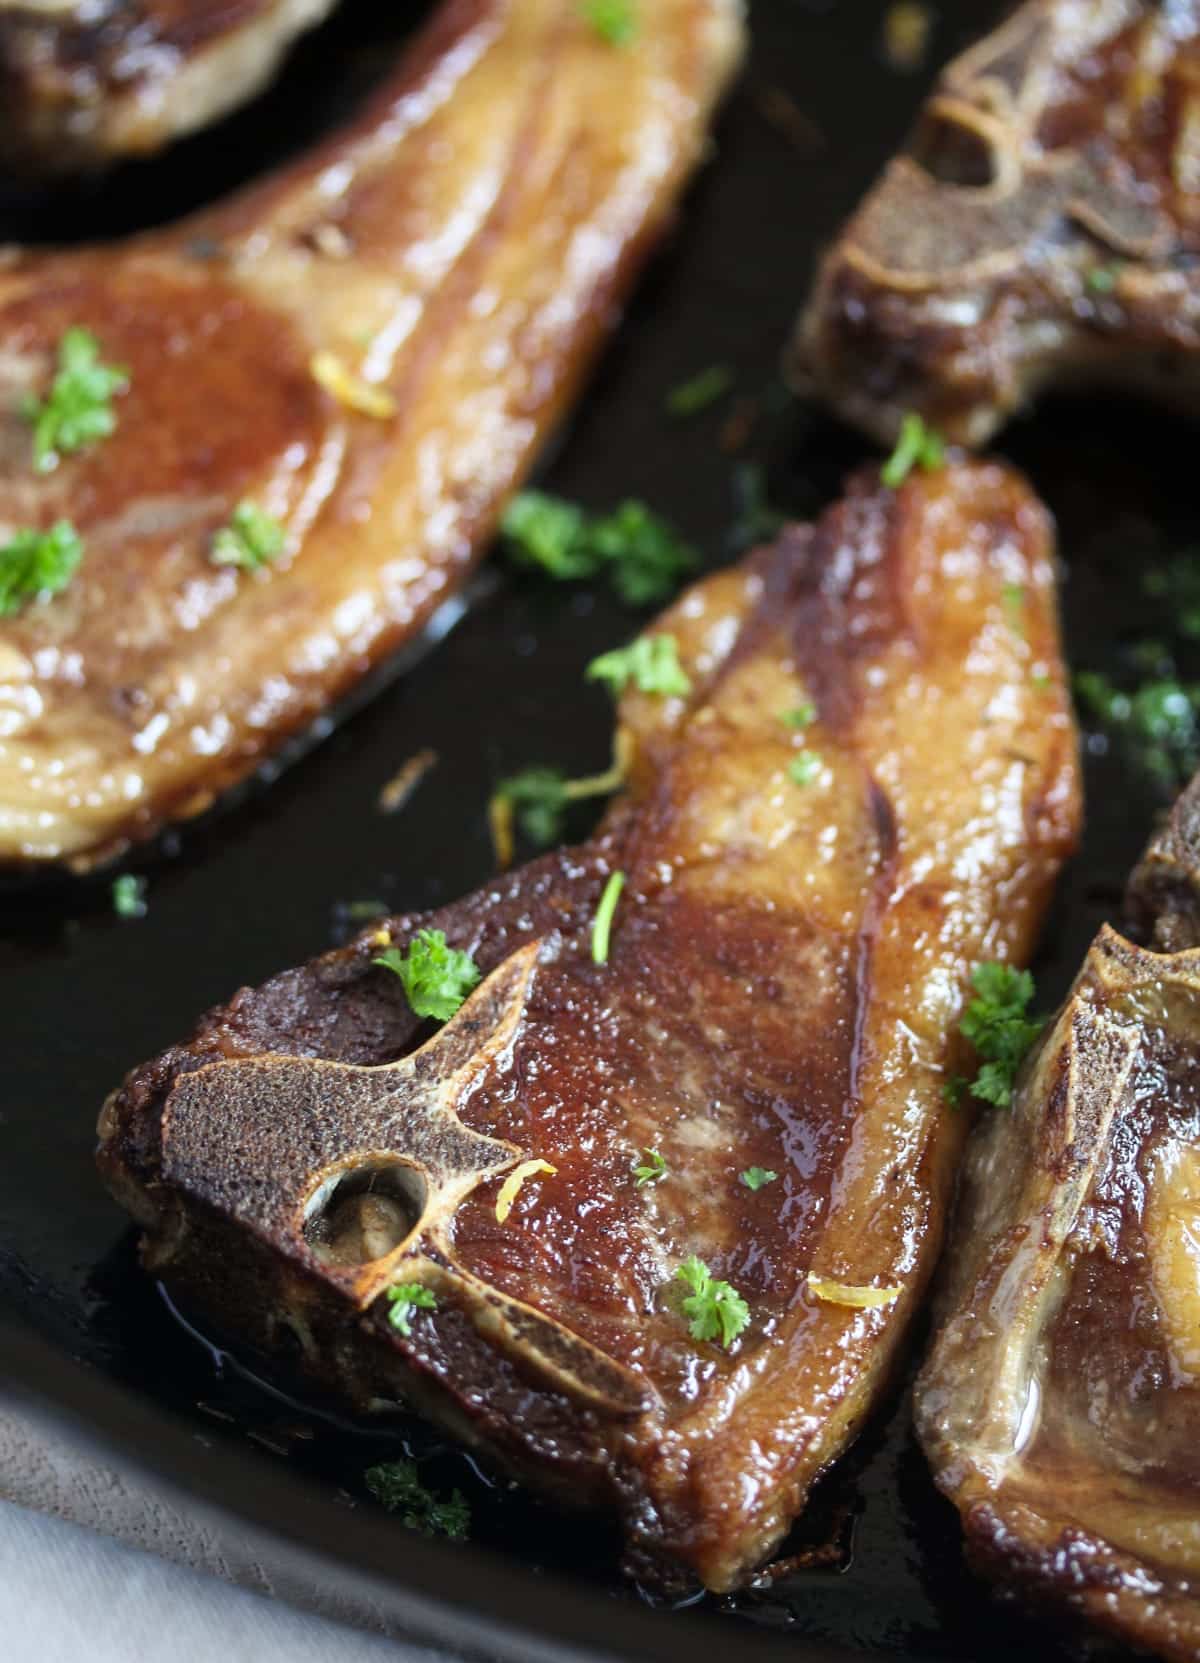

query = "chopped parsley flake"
[956,961,1042,1108]
[634,1148,668,1187]
[783,702,816,728]
[788,750,822,786]
[1074,663,1200,790]
[730,461,787,551]
[667,365,732,417]
[740,1167,777,1191]
[586,633,691,698]
[23,328,128,473]
[675,1255,750,1349]
[385,1282,437,1338]
[1087,264,1121,295]
[501,491,695,606]
[0,520,84,617]
[881,411,945,488]
[211,500,286,571]
[1002,582,1025,634]
[374,928,481,1022]
[579,0,636,43]
[591,870,626,965]
[365,1459,470,1540]
[111,873,147,919]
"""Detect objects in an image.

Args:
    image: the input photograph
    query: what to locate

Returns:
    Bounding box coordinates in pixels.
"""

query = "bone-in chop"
[0,0,742,868]
[793,0,1200,447]
[98,461,1080,1590]
[0,0,341,172]
[916,773,1200,1662]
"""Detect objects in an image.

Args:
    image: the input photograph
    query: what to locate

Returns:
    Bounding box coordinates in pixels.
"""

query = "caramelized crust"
[0,0,744,868]
[0,0,341,171]
[98,462,1080,1590]
[917,771,1200,1660]
[793,0,1200,446]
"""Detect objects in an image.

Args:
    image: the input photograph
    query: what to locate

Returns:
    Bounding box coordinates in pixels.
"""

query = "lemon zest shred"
[369,927,391,948]
[311,351,397,420]
[807,1273,902,1309]
[495,1159,557,1224]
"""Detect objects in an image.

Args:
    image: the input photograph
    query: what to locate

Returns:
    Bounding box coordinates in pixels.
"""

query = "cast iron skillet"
[1,2,1187,1657]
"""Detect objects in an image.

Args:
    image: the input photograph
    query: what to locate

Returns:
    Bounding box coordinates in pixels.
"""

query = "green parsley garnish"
[783,702,816,728]
[1031,669,1052,691]
[667,365,732,417]
[675,1255,750,1349]
[22,328,128,473]
[374,928,481,1022]
[211,500,286,571]
[881,411,945,488]
[579,0,636,44]
[0,520,84,617]
[385,1282,437,1337]
[634,1148,668,1187]
[1143,556,1200,639]
[1074,664,1200,790]
[740,1167,777,1191]
[111,874,147,919]
[364,1459,469,1540]
[1002,582,1025,634]
[591,869,626,965]
[788,750,821,786]
[493,766,570,848]
[956,961,1042,1108]
[586,633,691,698]
[501,491,695,606]
[1086,264,1120,295]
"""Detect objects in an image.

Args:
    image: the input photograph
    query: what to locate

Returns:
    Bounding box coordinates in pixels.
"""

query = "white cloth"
[0,1395,456,1662]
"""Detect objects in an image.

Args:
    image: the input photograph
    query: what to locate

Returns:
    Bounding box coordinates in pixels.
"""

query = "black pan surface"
[1,2,1188,1658]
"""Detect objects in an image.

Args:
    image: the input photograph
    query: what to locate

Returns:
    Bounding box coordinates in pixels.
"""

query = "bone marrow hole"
[912,109,999,188]
[303,1160,428,1267]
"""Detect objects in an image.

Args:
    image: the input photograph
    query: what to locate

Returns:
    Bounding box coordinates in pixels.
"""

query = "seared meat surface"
[98,462,1080,1591]
[0,0,742,869]
[793,0,1200,447]
[0,0,340,171]
[916,774,1200,1660]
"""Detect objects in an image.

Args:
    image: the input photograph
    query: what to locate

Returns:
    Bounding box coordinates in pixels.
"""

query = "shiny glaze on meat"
[792,0,1200,447]
[0,0,743,868]
[916,775,1200,1661]
[98,462,1080,1590]
[0,0,341,171]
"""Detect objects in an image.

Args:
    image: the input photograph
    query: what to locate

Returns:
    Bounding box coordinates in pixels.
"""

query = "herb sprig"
[740,1167,777,1191]
[365,1459,470,1540]
[23,328,128,473]
[634,1148,667,1187]
[0,520,83,617]
[211,501,286,571]
[374,928,481,1022]
[587,633,691,698]
[501,491,695,605]
[385,1283,437,1338]
[881,412,945,488]
[946,961,1042,1109]
[675,1255,750,1349]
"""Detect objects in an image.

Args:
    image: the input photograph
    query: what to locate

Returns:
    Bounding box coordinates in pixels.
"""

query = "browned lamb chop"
[0,0,743,869]
[0,0,342,171]
[916,772,1200,1661]
[97,460,1080,1591]
[793,0,1200,447]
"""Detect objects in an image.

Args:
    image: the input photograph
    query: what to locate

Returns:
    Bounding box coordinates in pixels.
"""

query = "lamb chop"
[0,0,341,172]
[792,0,1200,447]
[0,0,743,870]
[915,776,1200,1660]
[97,460,1080,1591]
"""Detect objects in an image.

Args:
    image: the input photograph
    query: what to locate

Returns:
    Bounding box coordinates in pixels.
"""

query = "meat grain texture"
[0,0,744,868]
[99,462,1081,1591]
[794,0,1200,446]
